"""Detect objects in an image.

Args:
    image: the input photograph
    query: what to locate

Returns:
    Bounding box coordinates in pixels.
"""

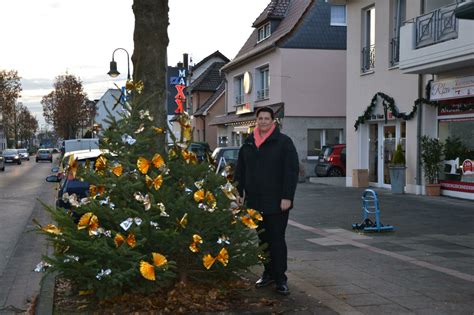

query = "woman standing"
[234,106,299,296]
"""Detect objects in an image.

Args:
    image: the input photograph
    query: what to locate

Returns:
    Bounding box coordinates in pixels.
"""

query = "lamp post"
[107,48,131,80]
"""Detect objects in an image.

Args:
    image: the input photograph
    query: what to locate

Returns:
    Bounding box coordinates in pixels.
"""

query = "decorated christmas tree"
[37,82,263,299]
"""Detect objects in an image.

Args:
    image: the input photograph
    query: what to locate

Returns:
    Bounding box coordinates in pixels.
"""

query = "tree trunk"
[132,0,169,154]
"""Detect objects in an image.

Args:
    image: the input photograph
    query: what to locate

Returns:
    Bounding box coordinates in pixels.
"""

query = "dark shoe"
[255,276,275,288]
[275,283,290,295]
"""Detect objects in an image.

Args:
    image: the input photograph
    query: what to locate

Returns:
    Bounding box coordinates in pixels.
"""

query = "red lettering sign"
[174,84,186,113]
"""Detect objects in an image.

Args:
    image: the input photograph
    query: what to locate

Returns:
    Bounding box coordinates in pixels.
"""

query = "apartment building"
[213,0,347,174]
[334,0,474,198]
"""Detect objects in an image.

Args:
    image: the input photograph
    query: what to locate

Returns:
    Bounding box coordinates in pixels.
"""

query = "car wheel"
[328,167,343,177]
[17,161,21,165]
[1,166,4,171]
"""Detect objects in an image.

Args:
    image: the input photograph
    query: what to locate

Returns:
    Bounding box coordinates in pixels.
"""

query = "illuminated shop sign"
[431,76,474,101]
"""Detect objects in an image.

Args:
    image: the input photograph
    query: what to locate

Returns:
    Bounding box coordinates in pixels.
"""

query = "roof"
[252,0,291,27]
[187,62,226,92]
[192,51,229,71]
[194,82,225,116]
[222,0,312,71]
[280,0,346,50]
[209,103,284,126]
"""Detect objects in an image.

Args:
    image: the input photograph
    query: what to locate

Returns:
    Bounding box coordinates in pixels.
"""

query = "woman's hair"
[255,106,274,120]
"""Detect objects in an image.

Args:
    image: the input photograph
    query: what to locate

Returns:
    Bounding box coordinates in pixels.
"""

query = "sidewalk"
[16,180,474,314]
[286,181,474,314]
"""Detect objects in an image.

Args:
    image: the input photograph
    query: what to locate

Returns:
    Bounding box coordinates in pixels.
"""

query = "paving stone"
[342,293,392,307]
[355,303,414,315]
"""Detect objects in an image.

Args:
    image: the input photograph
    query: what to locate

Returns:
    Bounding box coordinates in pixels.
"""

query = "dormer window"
[257,22,271,43]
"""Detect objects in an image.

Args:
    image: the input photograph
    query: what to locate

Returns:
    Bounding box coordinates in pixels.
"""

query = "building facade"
[337,0,474,198]
[213,0,347,175]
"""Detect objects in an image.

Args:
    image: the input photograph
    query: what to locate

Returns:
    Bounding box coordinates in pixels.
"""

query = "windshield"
[3,149,17,154]
[18,149,27,153]
[322,147,334,160]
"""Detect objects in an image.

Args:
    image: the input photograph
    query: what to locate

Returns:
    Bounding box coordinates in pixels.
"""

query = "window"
[423,0,459,13]
[330,5,347,26]
[257,22,271,42]
[307,129,344,158]
[234,76,244,105]
[256,67,269,101]
[389,0,405,67]
[361,6,376,73]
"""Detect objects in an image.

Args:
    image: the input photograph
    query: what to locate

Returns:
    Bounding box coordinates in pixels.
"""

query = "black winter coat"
[234,127,299,215]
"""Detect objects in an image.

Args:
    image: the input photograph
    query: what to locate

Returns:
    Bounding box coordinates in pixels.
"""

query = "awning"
[209,103,284,126]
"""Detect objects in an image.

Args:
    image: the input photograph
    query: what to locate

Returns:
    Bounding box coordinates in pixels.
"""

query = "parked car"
[2,149,22,165]
[18,148,30,161]
[189,142,211,162]
[0,155,4,171]
[212,146,240,173]
[36,149,53,163]
[315,144,346,177]
[46,149,110,212]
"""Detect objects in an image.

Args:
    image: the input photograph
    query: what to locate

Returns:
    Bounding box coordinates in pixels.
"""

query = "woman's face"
[256,111,273,133]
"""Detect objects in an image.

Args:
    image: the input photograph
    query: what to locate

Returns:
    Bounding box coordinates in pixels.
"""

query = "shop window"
[438,119,474,181]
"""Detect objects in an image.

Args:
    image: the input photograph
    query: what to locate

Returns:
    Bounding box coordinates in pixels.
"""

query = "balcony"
[361,44,375,73]
[399,3,474,74]
[235,94,244,105]
[390,37,400,67]
[256,88,269,101]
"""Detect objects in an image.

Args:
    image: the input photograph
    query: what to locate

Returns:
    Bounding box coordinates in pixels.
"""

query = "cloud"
[21,78,54,90]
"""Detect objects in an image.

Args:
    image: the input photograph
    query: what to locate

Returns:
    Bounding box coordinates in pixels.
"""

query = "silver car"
[2,149,22,165]
[18,148,30,161]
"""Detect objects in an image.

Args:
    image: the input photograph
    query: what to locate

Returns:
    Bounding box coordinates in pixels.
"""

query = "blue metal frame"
[352,189,394,232]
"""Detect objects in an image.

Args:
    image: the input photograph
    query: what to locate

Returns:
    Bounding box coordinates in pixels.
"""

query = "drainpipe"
[416,75,423,191]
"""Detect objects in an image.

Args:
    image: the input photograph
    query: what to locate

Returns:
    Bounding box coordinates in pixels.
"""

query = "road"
[0,156,57,314]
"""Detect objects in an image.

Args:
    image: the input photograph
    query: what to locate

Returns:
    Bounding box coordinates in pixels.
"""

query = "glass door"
[369,124,378,182]
[383,125,396,185]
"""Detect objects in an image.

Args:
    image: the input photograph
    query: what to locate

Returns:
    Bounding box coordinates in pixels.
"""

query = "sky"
[0,0,269,130]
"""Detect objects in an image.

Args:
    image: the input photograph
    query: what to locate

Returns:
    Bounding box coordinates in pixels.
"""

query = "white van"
[63,138,99,154]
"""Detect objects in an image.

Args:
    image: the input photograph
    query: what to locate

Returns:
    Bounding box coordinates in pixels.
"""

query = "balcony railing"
[235,94,244,105]
[361,44,375,73]
[256,88,269,101]
[389,36,400,67]
[415,3,458,49]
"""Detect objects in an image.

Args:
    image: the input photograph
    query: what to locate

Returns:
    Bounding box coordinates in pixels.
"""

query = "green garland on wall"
[354,92,474,130]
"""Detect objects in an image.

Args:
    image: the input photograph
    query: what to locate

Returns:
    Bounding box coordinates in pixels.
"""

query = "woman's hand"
[281,199,291,211]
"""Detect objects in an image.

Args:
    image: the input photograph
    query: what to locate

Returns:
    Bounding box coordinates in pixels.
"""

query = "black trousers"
[257,211,289,285]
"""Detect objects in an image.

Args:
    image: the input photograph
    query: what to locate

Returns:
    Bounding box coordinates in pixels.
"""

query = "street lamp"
[107,48,131,80]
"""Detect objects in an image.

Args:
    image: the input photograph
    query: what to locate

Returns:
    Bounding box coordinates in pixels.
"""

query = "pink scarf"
[253,123,276,148]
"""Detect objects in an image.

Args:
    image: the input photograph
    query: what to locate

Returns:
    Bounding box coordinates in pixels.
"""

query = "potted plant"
[388,143,406,194]
[420,135,444,196]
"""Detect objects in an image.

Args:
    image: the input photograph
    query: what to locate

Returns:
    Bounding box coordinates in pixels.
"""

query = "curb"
[35,272,55,315]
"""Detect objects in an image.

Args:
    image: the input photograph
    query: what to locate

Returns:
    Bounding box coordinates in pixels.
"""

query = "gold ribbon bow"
[77,212,99,236]
[203,248,229,270]
[137,154,165,174]
[181,150,198,164]
[114,233,136,248]
[95,156,107,172]
[189,234,203,253]
[240,208,263,229]
[145,174,163,190]
[139,252,168,281]
[112,164,123,177]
